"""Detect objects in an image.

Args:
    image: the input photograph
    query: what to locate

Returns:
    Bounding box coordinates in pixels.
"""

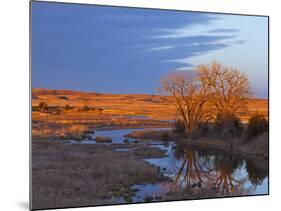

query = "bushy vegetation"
[172,113,244,139]
[172,119,186,134]
[171,112,269,144]
[38,102,48,112]
[189,122,211,139]
[64,104,72,111]
[214,113,244,138]
[246,114,268,138]
[57,96,68,100]
[196,122,210,136]
[82,105,90,111]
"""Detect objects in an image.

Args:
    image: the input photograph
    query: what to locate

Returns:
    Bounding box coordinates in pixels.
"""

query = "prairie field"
[31,88,269,209]
[32,88,268,133]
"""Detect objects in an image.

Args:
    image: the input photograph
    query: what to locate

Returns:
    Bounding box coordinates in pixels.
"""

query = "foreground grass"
[32,141,165,210]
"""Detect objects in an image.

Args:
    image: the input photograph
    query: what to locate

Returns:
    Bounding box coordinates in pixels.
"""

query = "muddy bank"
[126,129,171,141]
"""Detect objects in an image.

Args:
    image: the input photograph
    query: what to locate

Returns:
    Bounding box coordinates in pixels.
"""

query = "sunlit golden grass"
[31,88,268,139]
[32,88,268,123]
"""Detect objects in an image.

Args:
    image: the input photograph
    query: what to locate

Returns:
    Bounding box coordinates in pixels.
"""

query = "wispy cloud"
[175,66,192,71]
[150,45,175,51]
[149,17,245,69]
[172,59,190,64]
[206,28,239,34]
[183,39,245,48]
[226,40,246,45]
[162,57,193,65]
[184,42,201,47]
[161,39,246,72]
[150,28,238,39]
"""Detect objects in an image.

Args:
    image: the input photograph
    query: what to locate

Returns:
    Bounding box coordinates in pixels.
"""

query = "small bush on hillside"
[38,102,48,112]
[57,96,68,100]
[214,113,244,138]
[64,104,71,110]
[247,114,268,138]
[82,105,90,111]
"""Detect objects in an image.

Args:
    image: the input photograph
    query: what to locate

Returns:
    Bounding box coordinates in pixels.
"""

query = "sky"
[31,2,268,98]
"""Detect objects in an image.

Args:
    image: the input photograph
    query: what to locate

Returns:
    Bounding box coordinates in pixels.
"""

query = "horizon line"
[32,87,269,100]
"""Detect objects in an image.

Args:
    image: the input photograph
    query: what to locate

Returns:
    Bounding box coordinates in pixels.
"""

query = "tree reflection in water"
[245,160,268,186]
[210,155,245,194]
[172,146,204,192]
[171,144,268,196]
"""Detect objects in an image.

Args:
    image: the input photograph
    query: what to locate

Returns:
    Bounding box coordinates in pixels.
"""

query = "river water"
[70,128,268,202]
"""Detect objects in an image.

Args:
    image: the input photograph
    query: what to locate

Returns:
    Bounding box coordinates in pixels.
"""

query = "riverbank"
[182,133,268,157]
[126,129,268,159]
[32,140,169,210]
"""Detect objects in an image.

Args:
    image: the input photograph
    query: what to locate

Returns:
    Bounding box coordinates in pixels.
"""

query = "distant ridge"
[32,88,159,97]
[32,88,101,96]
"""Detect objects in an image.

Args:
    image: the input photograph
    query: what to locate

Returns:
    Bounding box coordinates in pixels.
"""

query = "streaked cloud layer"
[32,2,268,98]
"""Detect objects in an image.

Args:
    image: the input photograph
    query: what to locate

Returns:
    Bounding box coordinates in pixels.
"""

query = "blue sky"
[32,2,268,98]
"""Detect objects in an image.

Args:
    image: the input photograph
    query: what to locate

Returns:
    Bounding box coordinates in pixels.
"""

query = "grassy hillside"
[32,88,268,121]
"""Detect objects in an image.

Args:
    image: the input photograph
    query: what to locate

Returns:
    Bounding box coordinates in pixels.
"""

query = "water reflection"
[171,144,268,196]
[210,155,245,194]
[245,160,268,186]
[172,146,204,192]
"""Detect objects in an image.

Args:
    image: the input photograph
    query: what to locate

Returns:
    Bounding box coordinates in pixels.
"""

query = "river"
[69,127,268,202]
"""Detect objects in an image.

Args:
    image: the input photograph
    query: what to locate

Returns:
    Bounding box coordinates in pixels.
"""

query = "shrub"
[82,105,89,111]
[214,112,243,138]
[191,122,210,139]
[198,122,210,135]
[172,119,186,133]
[64,104,71,110]
[57,96,68,100]
[247,114,268,138]
[38,102,48,112]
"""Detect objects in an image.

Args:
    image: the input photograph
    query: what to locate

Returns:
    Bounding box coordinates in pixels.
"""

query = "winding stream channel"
[69,128,268,202]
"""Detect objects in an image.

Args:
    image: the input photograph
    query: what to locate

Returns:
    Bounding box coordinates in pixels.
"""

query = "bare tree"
[160,72,212,134]
[197,62,252,120]
[160,62,252,134]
